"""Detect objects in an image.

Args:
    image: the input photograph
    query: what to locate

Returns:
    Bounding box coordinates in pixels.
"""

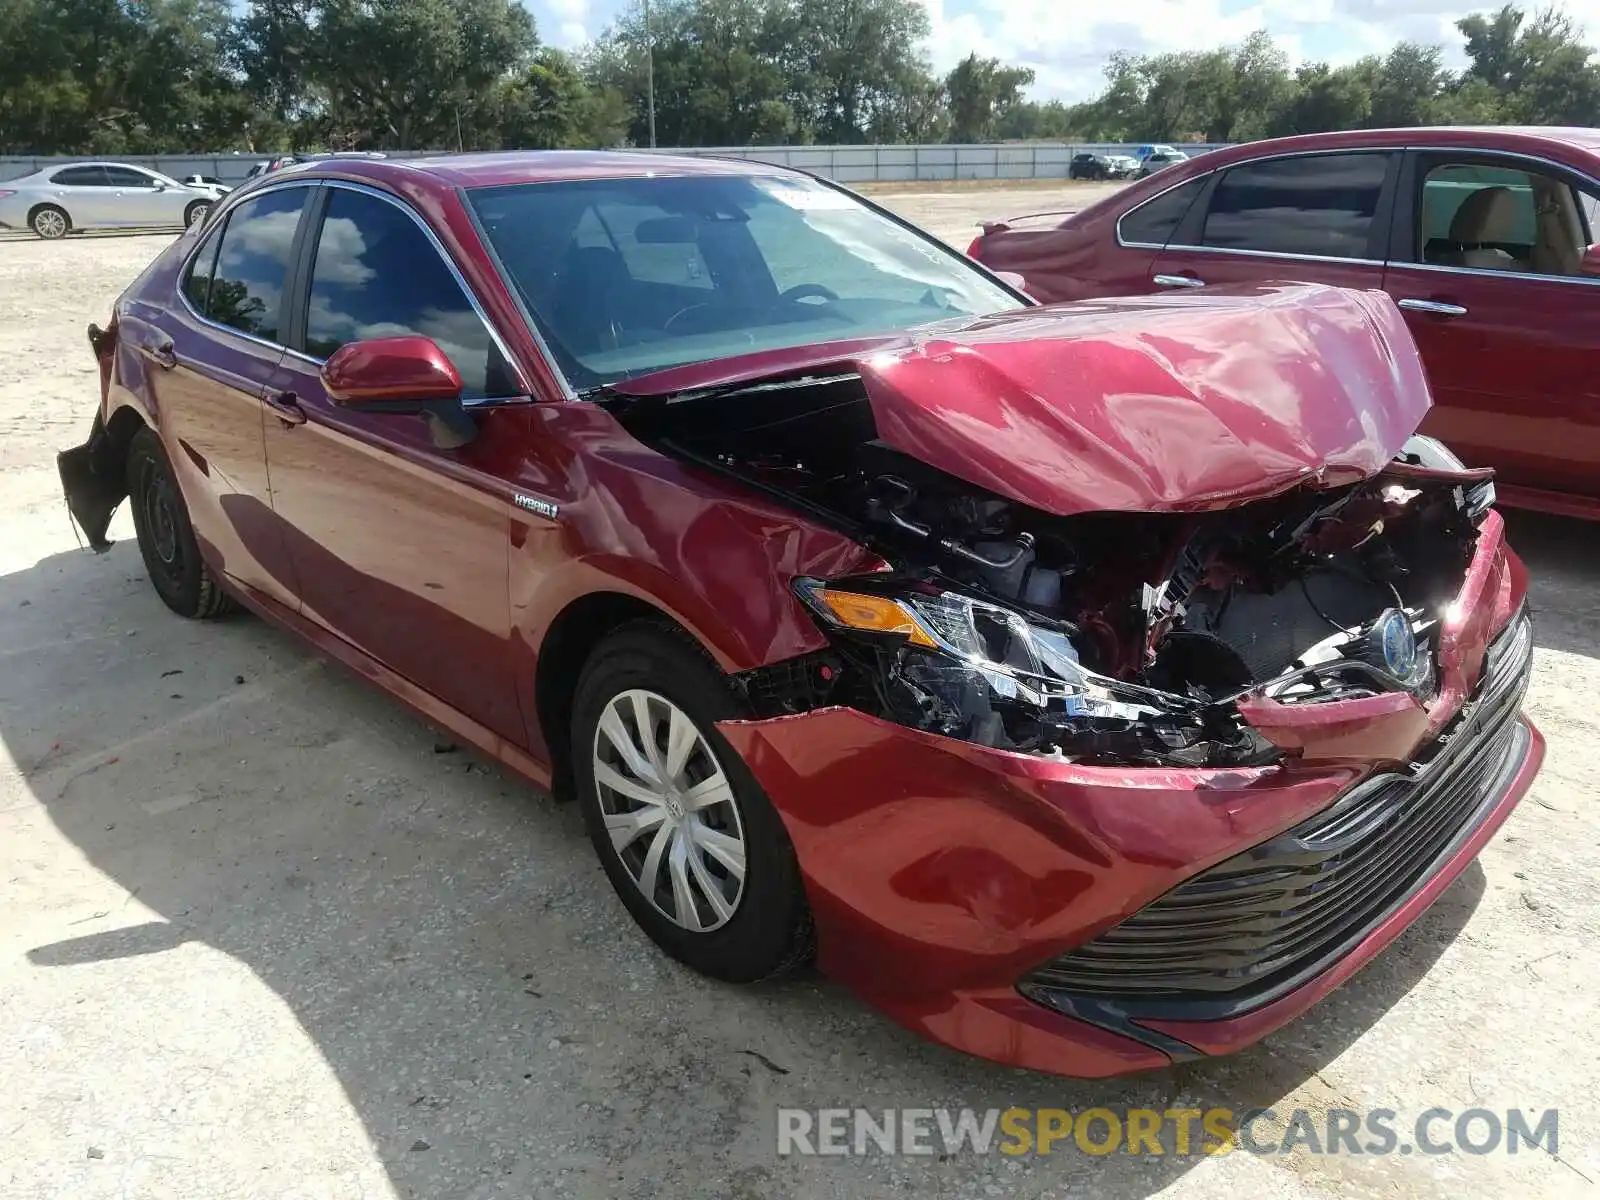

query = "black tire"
[126,427,236,619]
[184,200,210,230]
[31,204,69,239]
[572,621,813,982]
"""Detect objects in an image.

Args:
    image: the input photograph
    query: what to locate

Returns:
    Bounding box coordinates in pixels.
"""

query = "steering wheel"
[779,283,840,305]
[663,302,717,333]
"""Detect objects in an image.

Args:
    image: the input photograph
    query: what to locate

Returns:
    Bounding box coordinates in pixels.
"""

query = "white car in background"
[0,162,223,239]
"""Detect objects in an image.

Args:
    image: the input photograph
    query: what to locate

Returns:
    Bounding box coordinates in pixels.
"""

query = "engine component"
[606,371,1486,766]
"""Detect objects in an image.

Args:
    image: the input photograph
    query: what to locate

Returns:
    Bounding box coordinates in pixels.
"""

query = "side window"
[595,201,714,290]
[1417,160,1595,277]
[304,188,510,398]
[206,188,308,341]
[182,220,225,312]
[104,166,156,188]
[1119,177,1206,246]
[50,166,110,187]
[1201,153,1389,259]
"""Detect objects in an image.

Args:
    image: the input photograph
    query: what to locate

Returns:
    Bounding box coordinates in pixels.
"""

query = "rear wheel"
[31,205,68,239]
[126,428,235,618]
[572,623,813,982]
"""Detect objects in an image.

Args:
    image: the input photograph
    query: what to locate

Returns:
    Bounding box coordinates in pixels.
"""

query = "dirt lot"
[1,189,1598,1200]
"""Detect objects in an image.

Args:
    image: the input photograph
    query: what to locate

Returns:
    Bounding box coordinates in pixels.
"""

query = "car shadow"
[0,533,1516,1197]
[1499,508,1600,661]
[0,228,184,244]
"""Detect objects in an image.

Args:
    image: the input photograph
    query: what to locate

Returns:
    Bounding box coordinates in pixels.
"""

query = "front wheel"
[31,205,69,239]
[572,623,813,982]
[184,200,210,229]
[126,428,236,618]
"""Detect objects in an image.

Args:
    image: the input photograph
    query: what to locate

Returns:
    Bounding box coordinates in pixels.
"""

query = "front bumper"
[717,513,1542,1077]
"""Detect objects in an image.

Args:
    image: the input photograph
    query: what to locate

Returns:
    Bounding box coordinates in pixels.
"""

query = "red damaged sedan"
[58,152,1540,1078]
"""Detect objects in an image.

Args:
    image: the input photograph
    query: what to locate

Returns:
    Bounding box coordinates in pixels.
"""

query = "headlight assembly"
[792,578,1236,762]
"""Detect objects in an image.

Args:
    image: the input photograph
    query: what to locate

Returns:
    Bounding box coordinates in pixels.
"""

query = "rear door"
[46,165,115,226]
[1382,150,1600,502]
[984,174,1212,304]
[125,184,314,609]
[261,182,527,742]
[1149,150,1399,294]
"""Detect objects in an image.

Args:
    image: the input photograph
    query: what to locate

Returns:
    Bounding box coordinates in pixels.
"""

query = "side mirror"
[1580,244,1600,278]
[321,335,477,448]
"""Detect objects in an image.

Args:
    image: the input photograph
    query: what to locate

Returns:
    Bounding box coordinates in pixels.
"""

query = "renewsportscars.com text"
[776,1106,1559,1158]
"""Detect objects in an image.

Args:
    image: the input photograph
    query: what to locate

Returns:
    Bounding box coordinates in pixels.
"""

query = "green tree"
[1267,61,1377,137]
[1369,42,1446,128]
[787,0,931,142]
[944,53,1033,142]
[308,0,537,149]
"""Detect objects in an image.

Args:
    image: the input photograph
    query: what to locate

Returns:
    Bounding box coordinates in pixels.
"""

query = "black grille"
[1024,610,1535,1022]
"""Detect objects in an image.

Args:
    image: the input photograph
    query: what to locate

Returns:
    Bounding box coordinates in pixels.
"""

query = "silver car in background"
[0,162,223,239]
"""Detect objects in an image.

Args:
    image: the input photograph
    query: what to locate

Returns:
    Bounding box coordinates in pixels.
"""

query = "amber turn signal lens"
[810,588,937,648]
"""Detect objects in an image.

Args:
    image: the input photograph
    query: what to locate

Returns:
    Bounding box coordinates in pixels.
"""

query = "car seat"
[1443,186,1523,271]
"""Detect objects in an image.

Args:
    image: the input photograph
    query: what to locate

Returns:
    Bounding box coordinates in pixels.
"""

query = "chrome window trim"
[1149,244,1386,268]
[176,179,320,359]
[1387,258,1600,288]
[177,177,530,407]
[1169,147,1399,261]
[1116,146,1408,249]
[1126,142,1600,280]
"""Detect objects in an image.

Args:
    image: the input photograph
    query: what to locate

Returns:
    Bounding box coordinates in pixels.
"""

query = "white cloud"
[916,0,1600,100]
[542,0,590,47]
[918,0,1284,99]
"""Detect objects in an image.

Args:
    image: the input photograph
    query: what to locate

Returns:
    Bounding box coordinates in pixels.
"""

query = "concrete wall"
[0,143,1234,186]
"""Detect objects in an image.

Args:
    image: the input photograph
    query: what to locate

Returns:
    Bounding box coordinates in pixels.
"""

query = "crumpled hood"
[609,282,1432,518]
[856,282,1432,516]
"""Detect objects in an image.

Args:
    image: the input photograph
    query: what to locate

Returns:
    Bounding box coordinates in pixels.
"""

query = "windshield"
[466,173,1021,390]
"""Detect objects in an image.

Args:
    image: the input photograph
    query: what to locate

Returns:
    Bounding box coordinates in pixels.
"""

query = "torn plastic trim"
[58,410,127,553]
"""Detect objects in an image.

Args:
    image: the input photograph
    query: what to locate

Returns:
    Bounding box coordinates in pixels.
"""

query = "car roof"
[1204,126,1600,161]
[31,161,158,174]
[276,149,802,191]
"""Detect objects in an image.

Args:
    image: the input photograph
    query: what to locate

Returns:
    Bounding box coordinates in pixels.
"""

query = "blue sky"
[524,0,1600,100]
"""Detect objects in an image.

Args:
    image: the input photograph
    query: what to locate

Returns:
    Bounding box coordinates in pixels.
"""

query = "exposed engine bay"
[605,371,1496,768]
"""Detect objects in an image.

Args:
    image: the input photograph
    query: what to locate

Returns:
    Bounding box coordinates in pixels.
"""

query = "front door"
[1383,151,1600,502]
[104,165,180,226]
[262,183,527,743]
[1149,150,1399,295]
[135,184,313,609]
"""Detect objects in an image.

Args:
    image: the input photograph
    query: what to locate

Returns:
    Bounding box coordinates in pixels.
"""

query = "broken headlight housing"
[794,579,1262,764]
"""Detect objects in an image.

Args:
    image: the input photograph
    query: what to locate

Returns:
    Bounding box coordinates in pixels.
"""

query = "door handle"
[1398,298,1468,317]
[1153,274,1206,289]
[141,340,177,369]
[264,389,307,427]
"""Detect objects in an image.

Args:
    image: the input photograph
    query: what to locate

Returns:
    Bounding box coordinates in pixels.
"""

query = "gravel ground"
[1,188,1597,1200]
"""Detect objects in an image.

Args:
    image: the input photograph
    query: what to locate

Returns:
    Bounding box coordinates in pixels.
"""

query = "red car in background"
[57,151,1539,1078]
[969,126,1600,520]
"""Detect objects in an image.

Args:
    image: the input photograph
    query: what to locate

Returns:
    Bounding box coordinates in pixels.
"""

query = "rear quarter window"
[1118,178,1207,246]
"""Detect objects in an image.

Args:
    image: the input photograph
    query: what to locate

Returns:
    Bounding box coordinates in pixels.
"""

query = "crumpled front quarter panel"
[860,283,1432,515]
